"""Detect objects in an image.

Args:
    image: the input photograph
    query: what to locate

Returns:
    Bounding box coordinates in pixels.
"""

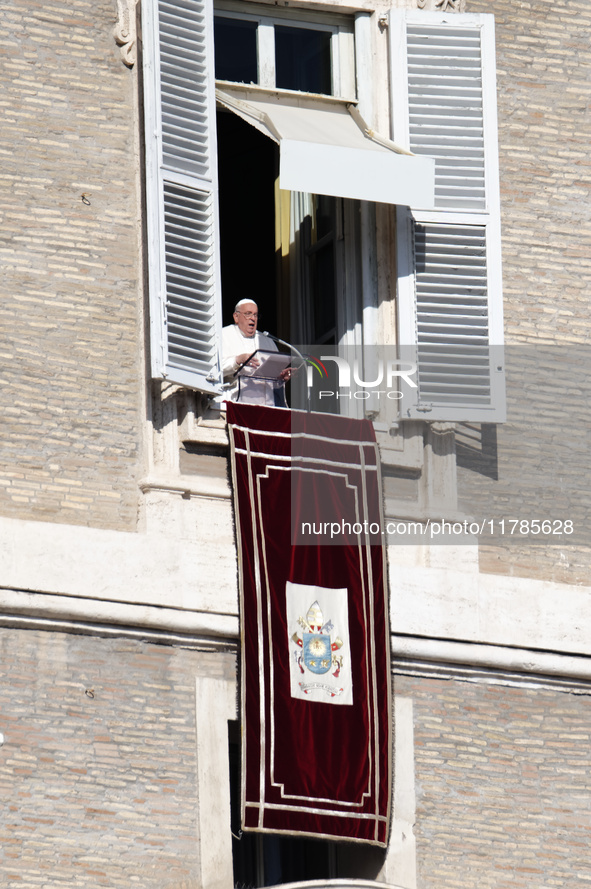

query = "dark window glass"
[275,26,332,94]
[311,243,336,344]
[214,17,258,84]
[315,193,335,241]
[308,195,337,345]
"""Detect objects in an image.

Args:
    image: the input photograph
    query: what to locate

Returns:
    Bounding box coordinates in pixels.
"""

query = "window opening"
[229,721,336,887]
[216,110,277,333]
[275,25,332,94]
[214,8,362,417]
[214,17,258,85]
[214,4,353,98]
[216,112,350,356]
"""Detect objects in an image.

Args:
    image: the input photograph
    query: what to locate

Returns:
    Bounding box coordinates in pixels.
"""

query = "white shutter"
[406,21,486,210]
[143,0,222,393]
[391,10,505,422]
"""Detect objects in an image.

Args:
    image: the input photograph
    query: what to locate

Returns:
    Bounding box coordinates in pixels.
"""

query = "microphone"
[262,331,305,363]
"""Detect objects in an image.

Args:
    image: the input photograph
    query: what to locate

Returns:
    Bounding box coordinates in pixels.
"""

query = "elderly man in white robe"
[221,299,292,406]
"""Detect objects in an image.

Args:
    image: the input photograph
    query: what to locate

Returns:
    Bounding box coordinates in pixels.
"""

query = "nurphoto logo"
[304,353,417,402]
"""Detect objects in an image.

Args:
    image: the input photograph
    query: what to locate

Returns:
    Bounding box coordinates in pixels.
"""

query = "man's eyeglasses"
[237,311,259,319]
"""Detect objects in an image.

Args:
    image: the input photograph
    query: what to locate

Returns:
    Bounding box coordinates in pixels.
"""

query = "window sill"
[275,881,406,889]
[139,472,231,500]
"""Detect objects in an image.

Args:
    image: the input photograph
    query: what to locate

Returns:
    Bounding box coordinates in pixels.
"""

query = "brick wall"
[457,0,591,584]
[472,0,591,345]
[397,672,591,888]
[2,0,589,566]
[2,629,589,889]
[0,0,143,530]
[0,628,236,888]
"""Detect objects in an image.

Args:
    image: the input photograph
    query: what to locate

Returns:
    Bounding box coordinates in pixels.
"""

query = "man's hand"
[236,353,260,368]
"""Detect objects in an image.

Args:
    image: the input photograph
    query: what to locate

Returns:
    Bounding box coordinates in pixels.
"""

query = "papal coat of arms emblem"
[286,582,353,705]
[291,600,345,694]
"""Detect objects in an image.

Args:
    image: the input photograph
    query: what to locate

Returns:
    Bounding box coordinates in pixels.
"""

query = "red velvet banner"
[227,403,392,846]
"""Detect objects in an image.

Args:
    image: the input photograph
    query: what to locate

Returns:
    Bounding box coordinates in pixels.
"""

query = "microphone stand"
[262,332,311,412]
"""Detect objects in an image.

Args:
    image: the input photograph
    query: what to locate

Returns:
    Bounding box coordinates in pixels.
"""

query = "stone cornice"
[416,0,466,10]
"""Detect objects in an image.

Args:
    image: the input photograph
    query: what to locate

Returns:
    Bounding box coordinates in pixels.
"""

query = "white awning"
[216,84,435,208]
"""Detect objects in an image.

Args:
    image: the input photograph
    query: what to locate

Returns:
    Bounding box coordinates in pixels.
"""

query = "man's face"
[233,302,258,336]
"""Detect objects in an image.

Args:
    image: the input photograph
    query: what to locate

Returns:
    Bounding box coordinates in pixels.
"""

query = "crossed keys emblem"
[291,601,344,678]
